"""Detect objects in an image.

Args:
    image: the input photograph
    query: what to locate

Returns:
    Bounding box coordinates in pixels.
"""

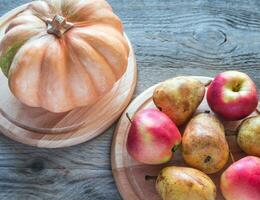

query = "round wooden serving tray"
[0,4,137,148]
[111,76,259,200]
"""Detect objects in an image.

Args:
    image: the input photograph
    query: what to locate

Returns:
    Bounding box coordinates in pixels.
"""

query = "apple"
[126,109,182,165]
[221,156,260,200]
[207,71,258,120]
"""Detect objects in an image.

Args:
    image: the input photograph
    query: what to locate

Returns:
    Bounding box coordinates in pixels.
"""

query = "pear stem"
[145,175,158,181]
[204,80,212,87]
[256,108,260,115]
[126,113,132,123]
[230,151,235,163]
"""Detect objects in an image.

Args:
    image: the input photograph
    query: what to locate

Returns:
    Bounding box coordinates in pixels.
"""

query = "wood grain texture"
[112,76,259,200]
[0,0,259,199]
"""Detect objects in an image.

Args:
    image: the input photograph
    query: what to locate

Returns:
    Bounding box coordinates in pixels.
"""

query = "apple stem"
[230,151,235,163]
[204,110,211,114]
[126,113,132,123]
[172,143,181,152]
[204,80,212,87]
[145,175,158,181]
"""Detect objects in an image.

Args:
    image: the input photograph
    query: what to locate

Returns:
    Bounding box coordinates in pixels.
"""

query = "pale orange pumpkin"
[0,0,129,113]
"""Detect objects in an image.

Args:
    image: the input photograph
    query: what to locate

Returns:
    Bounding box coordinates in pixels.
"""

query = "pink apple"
[207,71,258,120]
[126,109,182,165]
[221,156,260,200]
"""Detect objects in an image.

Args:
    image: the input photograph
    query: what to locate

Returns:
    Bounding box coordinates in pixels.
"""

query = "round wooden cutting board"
[0,4,137,148]
[111,76,259,200]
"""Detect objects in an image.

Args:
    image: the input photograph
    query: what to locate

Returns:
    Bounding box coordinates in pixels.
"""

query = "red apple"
[126,109,181,165]
[207,71,258,120]
[221,156,260,200]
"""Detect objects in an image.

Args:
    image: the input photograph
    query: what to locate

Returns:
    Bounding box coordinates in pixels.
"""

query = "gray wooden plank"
[0,127,115,169]
[0,168,120,200]
[0,0,259,199]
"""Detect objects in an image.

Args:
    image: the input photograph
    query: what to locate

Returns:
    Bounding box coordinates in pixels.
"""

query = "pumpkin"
[0,0,129,113]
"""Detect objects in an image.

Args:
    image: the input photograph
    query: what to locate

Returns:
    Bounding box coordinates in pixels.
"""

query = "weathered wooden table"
[0,0,259,199]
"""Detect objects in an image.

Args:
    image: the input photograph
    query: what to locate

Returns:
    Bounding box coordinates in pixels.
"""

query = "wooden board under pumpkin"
[0,4,137,148]
[111,76,259,200]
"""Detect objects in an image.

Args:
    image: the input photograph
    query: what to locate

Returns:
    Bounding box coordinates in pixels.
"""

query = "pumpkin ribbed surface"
[0,0,129,113]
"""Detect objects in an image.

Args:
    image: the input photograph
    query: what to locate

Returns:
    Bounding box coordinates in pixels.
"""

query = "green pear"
[156,166,216,200]
[153,77,205,126]
[237,116,260,157]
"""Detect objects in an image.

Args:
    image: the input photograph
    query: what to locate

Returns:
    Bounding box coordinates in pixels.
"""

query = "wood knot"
[28,159,45,172]
[193,28,227,47]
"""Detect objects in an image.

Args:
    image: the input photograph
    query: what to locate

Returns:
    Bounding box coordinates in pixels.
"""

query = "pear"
[156,166,216,200]
[237,116,260,157]
[182,113,229,174]
[153,77,205,126]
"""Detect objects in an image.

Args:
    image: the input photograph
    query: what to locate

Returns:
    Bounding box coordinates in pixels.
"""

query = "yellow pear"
[156,166,216,200]
[153,77,205,126]
[182,113,229,174]
[237,116,260,156]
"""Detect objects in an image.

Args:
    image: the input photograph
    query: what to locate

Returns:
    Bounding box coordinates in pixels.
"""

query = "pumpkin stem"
[46,15,74,38]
